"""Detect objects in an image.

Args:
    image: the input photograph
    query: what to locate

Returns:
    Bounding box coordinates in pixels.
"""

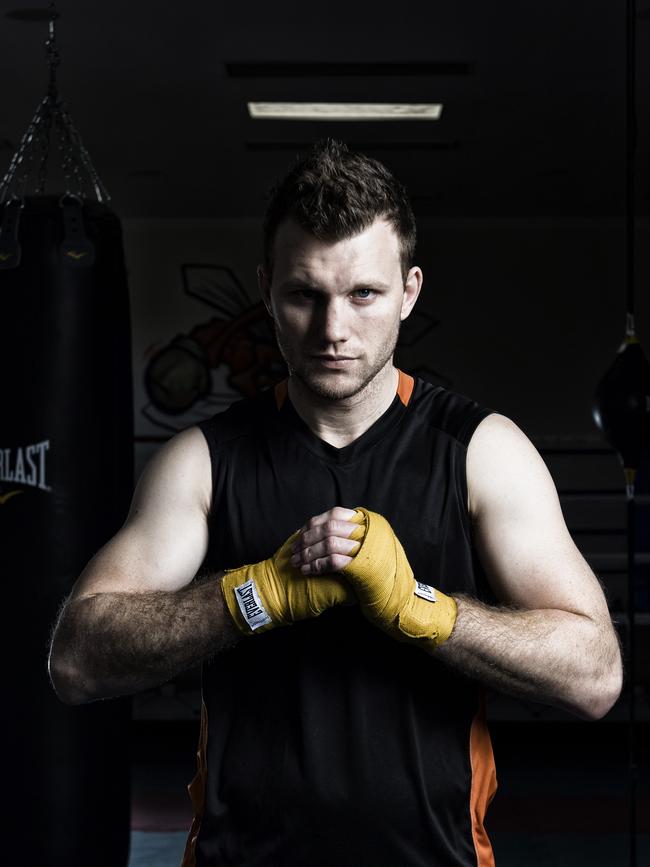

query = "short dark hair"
[263,139,416,281]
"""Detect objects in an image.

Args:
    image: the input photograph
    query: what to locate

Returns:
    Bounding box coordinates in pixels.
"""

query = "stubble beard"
[272,318,401,403]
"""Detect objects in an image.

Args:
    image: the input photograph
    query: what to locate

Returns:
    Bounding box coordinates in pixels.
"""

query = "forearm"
[436,595,623,720]
[48,574,240,704]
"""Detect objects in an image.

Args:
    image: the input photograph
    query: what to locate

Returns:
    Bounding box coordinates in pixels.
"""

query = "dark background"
[2,1,649,864]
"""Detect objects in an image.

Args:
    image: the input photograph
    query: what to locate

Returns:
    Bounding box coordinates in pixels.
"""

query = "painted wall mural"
[141,264,287,433]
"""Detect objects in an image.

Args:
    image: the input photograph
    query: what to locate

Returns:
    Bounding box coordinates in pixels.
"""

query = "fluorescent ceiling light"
[247,102,443,121]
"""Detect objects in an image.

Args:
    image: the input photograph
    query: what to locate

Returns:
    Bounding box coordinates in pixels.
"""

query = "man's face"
[260,217,422,402]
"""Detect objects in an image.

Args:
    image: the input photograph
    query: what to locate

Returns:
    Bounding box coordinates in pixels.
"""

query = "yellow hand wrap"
[341,507,457,650]
[221,529,355,635]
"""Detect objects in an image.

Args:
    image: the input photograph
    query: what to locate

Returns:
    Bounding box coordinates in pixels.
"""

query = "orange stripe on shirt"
[275,379,289,410]
[469,691,498,867]
[396,369,415,406]
[181,698,210,867]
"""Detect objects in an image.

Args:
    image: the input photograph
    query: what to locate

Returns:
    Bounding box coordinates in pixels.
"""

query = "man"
[49,139,622,867]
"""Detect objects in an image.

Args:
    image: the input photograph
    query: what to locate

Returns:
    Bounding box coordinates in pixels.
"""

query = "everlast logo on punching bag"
[0,439,50,502]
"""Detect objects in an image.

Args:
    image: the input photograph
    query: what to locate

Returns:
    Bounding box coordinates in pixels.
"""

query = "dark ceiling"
[1,0,649,218]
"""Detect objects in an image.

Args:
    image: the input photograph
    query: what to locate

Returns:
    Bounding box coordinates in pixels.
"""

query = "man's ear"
[400,266,423,322]
[257,265,273,316]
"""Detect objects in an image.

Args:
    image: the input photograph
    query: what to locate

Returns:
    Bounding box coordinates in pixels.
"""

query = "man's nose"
[316,298,350,344]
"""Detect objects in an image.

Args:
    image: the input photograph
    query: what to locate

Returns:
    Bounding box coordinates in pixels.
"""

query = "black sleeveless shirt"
[182,371,498,867]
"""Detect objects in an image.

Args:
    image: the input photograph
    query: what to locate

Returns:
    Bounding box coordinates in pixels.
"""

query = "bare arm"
[436,414,623,720]
[48,426,241,705]
[261,415,623,721]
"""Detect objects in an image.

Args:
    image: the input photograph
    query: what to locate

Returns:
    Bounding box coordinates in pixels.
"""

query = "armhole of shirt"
[457,408,499,604]
[195,419,218,518]
[455,408,496,548]
[194,418,221,574]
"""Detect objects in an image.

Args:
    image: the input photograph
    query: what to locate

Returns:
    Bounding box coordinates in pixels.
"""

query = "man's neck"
[287,364,399,449]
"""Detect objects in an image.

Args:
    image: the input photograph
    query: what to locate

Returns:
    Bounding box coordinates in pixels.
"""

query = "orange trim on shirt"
[469,692,498,867]
[181,699,210,867]
[396,369,415,406]
[274,379,289,410]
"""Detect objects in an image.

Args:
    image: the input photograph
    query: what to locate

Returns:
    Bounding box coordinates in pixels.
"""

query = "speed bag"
[1,196,133,866]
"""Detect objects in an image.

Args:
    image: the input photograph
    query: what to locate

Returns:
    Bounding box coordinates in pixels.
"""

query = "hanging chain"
[58,103,110,202]
[35,98,53,196]
[45,7,60,98]
[0,3,111,204]
[0,95,50,203]
[35,8,59,195]
[55,106,79,196]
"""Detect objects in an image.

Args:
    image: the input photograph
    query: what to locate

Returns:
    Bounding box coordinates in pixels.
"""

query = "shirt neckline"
[274,370,415,466]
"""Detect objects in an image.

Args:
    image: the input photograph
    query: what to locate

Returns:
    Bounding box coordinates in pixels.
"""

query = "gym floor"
[126,714,650,867]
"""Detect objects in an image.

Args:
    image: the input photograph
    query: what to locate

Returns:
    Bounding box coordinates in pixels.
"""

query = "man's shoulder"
[194,388,277,447]
[466,412,542,519]
[156,388,278,515]
[409,377,496,448]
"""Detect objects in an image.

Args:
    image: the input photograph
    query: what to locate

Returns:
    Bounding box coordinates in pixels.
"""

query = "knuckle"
[331,553,351,571]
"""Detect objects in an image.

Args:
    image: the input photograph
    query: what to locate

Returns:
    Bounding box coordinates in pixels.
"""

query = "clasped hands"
[221,506,457,652]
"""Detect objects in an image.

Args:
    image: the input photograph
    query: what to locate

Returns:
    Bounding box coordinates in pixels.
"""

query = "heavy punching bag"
[1,11,132,867]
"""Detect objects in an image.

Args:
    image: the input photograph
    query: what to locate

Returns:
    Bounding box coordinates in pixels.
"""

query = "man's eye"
[353,288,375,299]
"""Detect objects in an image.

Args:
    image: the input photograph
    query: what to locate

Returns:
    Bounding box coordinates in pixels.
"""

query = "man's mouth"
[311,355,357,368]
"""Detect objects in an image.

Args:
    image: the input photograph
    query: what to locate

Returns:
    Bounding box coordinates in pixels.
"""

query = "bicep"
[68,426,211,602]
[467,414,610,621]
